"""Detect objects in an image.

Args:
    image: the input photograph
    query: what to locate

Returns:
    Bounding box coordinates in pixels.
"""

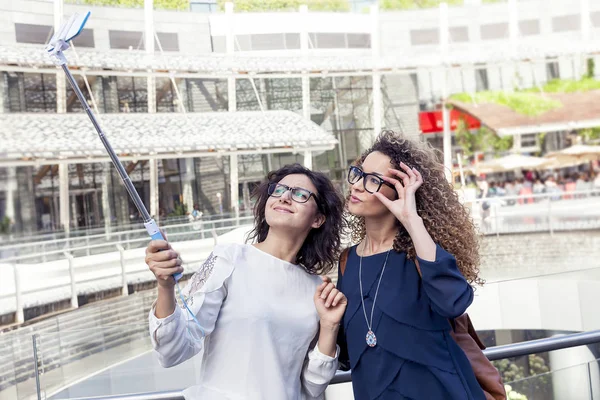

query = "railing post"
[32,333,42,400]
[64,252,78,309]
[86,235,90,256]
[117,244,128,296]
[212,227,218,246]
[42,242,47,263]
[495,203,499,238]
[13,264,24,324]
[548,198,554,237]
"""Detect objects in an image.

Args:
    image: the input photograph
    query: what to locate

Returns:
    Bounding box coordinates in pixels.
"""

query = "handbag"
[338,248,506,400]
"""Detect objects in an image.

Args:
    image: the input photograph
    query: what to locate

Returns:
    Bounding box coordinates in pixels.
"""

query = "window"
[156,78,177,112]
[250,34,285,51]
[546,60,560,81]
[116,76,147,113]
[311,33,346,49]
[475,68,489,92]
[480,23,508,40]
[449,27,468,43]
[521,134,538,148]
[285,33,301,50]
[109,30,144,50]
[519,20,540,36]
[8,73,57,113]
[15,23,53,44]
[347,34,370,49]
[155,32,179,52]
[410,28,439,46]
[190,1,218,12]
[552,15,580,33]
[592,12,600,28]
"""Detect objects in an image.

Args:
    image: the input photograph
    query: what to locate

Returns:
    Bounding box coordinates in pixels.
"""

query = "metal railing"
[61,329,600,400]
[0,213,252,258]
[0,216,254,325]
[2,190,597,261]
[462,189,600,236]
[0,214,254,263]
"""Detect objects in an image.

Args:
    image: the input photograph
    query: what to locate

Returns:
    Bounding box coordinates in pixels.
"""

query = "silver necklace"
[358,239,391,347]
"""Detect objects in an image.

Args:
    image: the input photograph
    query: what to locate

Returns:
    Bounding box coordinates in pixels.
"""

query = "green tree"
[493,354,551,398]
[380,0,462,10]
[66,0,190,10]
[218,0,350,12]
[455,118,513,157]
[0,217,11,236]
[578,127,600,143]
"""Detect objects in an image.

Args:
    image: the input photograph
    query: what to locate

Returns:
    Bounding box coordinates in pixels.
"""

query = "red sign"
[419,110,481,134]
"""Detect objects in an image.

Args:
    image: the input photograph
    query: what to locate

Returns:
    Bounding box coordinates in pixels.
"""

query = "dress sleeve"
[148,251,234,368]
[417,244,474,319]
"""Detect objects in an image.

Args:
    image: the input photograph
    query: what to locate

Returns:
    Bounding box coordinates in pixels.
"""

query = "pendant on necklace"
[366,330,377,347]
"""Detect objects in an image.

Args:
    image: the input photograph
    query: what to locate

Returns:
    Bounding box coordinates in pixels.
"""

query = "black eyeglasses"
[348,165,396,194]
[268,183,321,208]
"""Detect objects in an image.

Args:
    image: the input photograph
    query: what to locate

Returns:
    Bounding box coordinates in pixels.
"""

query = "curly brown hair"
[348,130,484,286]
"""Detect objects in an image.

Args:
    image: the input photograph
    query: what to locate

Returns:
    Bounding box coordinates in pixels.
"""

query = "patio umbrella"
[474,154,557,173]
[544,144,600,166]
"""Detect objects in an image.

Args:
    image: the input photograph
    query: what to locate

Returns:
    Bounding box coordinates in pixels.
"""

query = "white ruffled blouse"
[148,243,339,400]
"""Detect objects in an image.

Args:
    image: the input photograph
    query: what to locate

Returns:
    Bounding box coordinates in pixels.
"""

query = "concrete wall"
[469,231,600,332]
[479,231,600,281]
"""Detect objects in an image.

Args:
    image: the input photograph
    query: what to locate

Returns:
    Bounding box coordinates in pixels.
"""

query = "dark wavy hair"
[348,131,484,286]
[247,163,345,275]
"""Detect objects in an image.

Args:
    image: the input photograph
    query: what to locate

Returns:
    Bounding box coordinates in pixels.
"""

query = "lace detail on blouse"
[179,252,218,308]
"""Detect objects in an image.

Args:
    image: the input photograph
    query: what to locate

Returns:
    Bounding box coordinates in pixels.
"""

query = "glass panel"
[504,359,598,400]
[33,325,197,399]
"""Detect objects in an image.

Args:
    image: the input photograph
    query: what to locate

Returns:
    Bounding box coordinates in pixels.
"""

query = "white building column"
[439,3,452,182]
[101,168,112,239]
[182,159,195,213]
[300,5,310,120]
[370,4,382,144]
[581,0,591,78]
[145,0,156,113]
[581,0,591,43]
[303,151,313,170]
[0,68,5,114]
[508,0,518,60]
[149,159,159,220]
[59,163,70,233]
[225,2,236,112]
[230,155,239,219]
[5,167,16,225]
[54,0,67,114]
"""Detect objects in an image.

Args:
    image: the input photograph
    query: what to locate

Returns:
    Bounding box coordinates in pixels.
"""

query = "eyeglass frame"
[267,182,322,211]
[347,165,397,194]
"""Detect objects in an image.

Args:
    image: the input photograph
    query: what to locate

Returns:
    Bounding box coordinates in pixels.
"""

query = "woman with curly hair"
[337,131,485,400]
[146,164,347,400]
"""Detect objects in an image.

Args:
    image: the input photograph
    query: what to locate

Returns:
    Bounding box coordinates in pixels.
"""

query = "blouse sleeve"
[148,250,234,368]
[417,244,474,319]
[301,340,340,398]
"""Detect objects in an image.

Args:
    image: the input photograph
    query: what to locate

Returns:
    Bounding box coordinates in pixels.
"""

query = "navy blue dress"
[337,244,486,400]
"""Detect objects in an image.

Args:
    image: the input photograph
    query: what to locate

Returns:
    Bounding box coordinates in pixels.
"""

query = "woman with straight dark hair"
[145,164,347,400]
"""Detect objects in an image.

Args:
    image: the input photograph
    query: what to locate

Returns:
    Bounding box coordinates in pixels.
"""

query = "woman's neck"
[362,215,397,255]
[253,230,307,264]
